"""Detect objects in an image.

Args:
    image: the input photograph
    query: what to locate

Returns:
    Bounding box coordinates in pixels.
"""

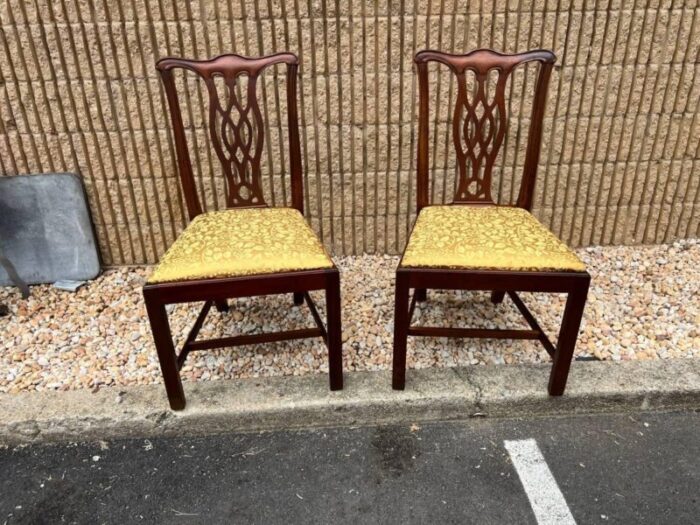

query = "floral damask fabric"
[147,207,333,284]
[401,205,586,272]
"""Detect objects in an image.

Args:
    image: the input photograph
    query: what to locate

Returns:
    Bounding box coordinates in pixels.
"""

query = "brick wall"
[0,1,698,264]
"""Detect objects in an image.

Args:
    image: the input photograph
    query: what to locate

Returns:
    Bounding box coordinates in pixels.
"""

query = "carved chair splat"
[394,49,590,396]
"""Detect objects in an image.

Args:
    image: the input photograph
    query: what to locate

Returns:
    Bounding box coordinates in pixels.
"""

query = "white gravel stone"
[0,240,698,394]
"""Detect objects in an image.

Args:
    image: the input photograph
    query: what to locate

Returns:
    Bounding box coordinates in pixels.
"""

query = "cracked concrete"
[455,368,485,415]
[0,359,698,445]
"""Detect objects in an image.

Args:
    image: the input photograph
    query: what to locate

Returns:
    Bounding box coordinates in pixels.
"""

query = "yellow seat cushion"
[401,205,585,272]
[147,207,333,284]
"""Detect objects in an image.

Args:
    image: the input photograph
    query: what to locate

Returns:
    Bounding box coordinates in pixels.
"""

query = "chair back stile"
[414,49,556,213]
[156,53,304,220]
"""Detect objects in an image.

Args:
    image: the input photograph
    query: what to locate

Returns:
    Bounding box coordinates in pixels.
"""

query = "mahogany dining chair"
[144,53,343,410]
[393,49,590,395]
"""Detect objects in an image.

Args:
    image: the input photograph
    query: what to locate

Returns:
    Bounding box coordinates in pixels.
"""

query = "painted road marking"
[504,438,576,525]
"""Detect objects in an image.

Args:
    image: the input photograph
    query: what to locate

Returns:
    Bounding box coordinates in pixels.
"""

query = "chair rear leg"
[215,300,229,312]
[144,296,186,410]
[415,288,427,302]
[548,280,590,395]
[293,292,304,306]
[392,272,411,390]
[325,271,343,390]
[490,291,506,304]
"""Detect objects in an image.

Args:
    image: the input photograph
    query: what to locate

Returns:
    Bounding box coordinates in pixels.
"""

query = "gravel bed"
[1,240,698,394]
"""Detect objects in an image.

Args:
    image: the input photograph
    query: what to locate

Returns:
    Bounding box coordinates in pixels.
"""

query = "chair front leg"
[215,300,229,312]
[144,295,186,410]
[325,271,343,390]
[392,271,411,390]
[414,288,427,302]
[548,279,590,396]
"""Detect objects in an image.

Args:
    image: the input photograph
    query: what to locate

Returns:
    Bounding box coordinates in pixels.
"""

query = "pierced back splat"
[414,49,556,211]
[452,67,508,203]
[157,53,304,219]
[208,71,264,207]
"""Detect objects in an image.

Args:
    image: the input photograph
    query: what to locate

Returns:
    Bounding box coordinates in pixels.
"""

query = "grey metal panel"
[0,173,100,285]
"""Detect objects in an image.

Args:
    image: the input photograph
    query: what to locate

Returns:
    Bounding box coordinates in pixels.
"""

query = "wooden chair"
[144,53,343,410]
[393,49,590,395]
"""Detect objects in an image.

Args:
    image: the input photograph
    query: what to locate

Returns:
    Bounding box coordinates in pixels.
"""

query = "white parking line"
[504,439,576,525]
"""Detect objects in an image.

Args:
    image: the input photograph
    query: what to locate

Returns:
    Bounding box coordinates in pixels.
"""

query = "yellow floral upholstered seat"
[401,205,585,272]
[148,207,333,284]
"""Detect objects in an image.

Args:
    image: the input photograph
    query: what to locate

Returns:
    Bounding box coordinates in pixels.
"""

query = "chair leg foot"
[143,295,186,410]
[215,300,229,313]
[490,290,506,304]
[415,288,427,302]
[548,280,590,396]
[392,272,410,390]
[325,271,343,390]
[293,292,304,306]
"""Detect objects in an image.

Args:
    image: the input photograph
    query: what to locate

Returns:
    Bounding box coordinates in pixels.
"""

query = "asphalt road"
[1,410,698,524]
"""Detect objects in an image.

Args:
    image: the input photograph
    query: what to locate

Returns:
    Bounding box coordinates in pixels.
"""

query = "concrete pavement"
[1,358,699,445]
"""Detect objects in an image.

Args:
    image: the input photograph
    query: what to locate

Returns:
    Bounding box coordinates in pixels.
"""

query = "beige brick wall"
[0,0,698,264]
